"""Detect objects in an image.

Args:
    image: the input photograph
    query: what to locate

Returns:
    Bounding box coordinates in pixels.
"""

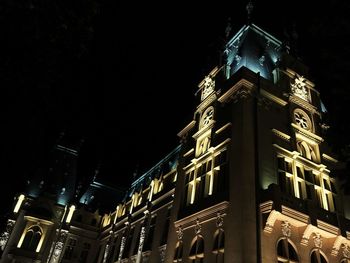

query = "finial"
[246,1,254,24]
[225,17,232,40]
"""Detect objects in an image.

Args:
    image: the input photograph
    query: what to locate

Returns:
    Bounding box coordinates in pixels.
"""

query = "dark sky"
[1,0,350,218]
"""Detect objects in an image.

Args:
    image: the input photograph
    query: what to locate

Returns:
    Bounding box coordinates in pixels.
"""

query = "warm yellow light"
[113,206,120,224]
[148,180,155,201]
[36,233,44,252]
[17,229,26,248]
[66,205,75,223]
[208,173,214,196]
[14,194,25,213]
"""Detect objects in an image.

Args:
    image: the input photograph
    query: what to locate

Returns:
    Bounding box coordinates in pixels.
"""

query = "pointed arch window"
[213,230,224,263]
[21,226,42,252]
[173,241,183,262]
[310,250,327,263]
[189,236,204,263]
[277,239,299,263]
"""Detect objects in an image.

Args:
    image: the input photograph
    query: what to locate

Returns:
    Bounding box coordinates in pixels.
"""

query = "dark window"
[189,236,204,262]
[276,239,299,262]
[64,238,77,260]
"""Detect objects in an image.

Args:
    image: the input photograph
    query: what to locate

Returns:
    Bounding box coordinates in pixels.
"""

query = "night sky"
[1,0,350,219]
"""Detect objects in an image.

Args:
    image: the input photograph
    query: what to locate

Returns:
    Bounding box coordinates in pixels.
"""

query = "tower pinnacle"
[246,1,254,24]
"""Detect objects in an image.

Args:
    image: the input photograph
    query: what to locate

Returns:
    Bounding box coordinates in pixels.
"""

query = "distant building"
[1,20,350,263]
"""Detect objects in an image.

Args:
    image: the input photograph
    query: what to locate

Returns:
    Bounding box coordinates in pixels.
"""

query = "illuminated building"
[1,17,350,263]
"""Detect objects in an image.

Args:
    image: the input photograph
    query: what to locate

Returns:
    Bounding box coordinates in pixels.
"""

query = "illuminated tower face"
[173,23,349,263]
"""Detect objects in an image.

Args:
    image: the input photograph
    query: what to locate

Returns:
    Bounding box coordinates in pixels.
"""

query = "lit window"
[277,239,298,262]
[21,226,42,252]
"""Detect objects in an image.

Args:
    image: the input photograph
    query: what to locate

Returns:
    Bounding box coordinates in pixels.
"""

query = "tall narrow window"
[189,236,204,263]
[276,239,298,263]
[21,226,42,252]
[213,230,224,263]
[64,238,77,260]
[79,243,91,263]
[173,242,183,262]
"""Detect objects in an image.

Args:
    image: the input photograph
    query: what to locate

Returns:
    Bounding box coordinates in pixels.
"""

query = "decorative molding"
[196,93,217,113]
[313,233,323,248]
[322,153,339,163]
[216,212,224,228]
[342,244,350,259]
[194,219,202,235]
[175,201,229,229]
[281,221,292,238]
[176,226,183,241]
[0,219,15,251]
[192,121,215,140]
[301,224,337,246]
[158,244,167,262]
[218,79,255,103]
[331,236,350,256]
[289,95,320,116]
[317,219,339,236]
[281,206,309,224]
[291,123,324,144]
[260,89,288,106]
[177,121,196,138]
[215,123,232,135]
[272,129,291,142]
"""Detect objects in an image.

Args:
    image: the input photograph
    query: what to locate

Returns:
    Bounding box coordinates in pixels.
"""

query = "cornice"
[177,120,196,138]
[260,89,288,106]
[174,201,229,229]
[218,78,255,103]
[289,95,320,116]
[291,123,324,144]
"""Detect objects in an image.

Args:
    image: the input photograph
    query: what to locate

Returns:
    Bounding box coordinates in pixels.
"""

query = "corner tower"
[169,22,350,263]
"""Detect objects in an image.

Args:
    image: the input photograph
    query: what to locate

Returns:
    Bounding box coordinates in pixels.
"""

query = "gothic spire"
[246,0,254,24]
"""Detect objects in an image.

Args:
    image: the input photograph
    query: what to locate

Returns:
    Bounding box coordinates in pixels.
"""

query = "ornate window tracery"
[189,236,204,263]
[293,109,312,131]
[310,250,327,263]
[21,225,42,252]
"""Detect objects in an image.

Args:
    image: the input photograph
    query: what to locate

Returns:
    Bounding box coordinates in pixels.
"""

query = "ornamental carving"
[49,230,68,263]
[293,108,312,131]
[138,227,146,254]
[176,226,183,240]
[0,219,15,251]
[194,219,201,235]
[313,233,323,248]
[118,237,126,261]
[201,76,215,101]
[159,245,167,262]
[291,75,309,102]
[342,244,350,259]
[216,212,224,228]
[281,221,291,238]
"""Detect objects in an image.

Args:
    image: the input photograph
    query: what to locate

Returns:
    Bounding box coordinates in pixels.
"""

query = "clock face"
[291,76,309,102]
[200,107,214,129]
[293,109,311,130]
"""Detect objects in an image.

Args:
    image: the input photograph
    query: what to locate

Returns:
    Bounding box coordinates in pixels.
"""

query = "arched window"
[310,250,327,263]
[173,242,183,262]
[340,259,350,263]
[213,230,224,263]
[276,239,298,262]
[21,226,42,251]
[297,141,318,162]
[189,236,204,263]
